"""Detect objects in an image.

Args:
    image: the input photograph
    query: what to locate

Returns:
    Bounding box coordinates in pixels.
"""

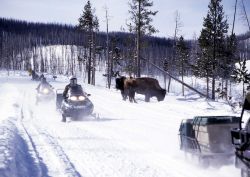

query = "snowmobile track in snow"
[20,92,83,177]
[19,110,46,177]
[32,123,82,177]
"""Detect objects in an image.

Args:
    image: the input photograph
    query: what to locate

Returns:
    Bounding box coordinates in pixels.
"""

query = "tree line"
[0,17,175,75]
[0,0,250,100]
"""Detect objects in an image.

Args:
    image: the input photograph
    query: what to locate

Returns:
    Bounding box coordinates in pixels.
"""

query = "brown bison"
[115,76,166,102]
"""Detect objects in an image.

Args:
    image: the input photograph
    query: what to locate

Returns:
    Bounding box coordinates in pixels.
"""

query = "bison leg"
[128,92,133,102]
[121,90,128,101]
[145,94,150,102]
[128,89,136,103]
[122,94,127,101]
[131,92,137,103]
[122,95,126,100]
[122,93,126,100]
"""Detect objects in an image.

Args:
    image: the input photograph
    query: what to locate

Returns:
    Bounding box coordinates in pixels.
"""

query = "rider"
[62,76,85,100]
[62,76,85,122]
[36,77,53,92]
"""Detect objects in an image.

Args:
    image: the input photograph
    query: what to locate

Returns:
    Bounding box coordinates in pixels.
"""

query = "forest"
[0,0,250,99]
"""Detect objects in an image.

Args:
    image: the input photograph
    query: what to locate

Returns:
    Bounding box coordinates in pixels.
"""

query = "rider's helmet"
[41,77,46,83]
[40,74,44,79]
[69,76,77,86]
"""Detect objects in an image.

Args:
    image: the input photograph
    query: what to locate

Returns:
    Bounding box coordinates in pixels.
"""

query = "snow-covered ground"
[0,70,243,177]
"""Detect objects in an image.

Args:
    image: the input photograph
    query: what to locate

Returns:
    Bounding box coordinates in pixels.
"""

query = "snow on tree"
[198,0,229,100]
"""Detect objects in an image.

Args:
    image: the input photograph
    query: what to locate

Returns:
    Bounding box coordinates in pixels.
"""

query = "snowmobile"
[179,115,239,167]
[56,87,94,121]
[231,92,250,177]
[36,84,55,105]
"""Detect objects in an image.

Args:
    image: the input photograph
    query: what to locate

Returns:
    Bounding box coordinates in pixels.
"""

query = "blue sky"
[0,0,249,39]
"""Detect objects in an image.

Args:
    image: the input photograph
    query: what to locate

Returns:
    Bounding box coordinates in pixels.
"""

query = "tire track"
[19,108,47,177]
[31,123,82,177]
[21,91,82,177]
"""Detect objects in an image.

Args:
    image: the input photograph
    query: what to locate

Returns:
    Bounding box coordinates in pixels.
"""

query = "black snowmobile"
[36,84,55,105]
[56,86,94,121]
[231,92,250,177]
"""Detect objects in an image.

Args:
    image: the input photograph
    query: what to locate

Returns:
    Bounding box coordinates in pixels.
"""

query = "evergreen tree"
[193,49,212,98]
[128,0,158,77]
[176,36,189,96]
[124,23,136,77]
[198,0,229,99]
[218,33,238,97]
[232,57,250,97]
[78,0,99,84]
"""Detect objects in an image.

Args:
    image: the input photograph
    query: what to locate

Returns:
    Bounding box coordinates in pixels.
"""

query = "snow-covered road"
[0,73,241,177]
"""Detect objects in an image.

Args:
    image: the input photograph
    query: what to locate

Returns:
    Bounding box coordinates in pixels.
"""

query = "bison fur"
[115,76,166,102]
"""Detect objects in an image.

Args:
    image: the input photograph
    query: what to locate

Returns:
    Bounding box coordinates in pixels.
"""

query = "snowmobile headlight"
[69,96,77,101]
[78,96,85,101]
[43,88,49,94]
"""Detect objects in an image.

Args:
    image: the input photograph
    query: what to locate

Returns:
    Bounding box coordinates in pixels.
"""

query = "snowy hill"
[0,70,242,177]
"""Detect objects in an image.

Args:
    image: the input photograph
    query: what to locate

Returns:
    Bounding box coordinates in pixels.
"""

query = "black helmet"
[41,77,46,82]
[40,74,44,79]
[70,76,77,86]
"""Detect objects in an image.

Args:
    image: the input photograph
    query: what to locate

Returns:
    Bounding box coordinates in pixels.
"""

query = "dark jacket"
[63,84,84,99]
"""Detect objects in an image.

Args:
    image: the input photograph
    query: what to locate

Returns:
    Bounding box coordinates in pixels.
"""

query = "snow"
[0,70,242,177]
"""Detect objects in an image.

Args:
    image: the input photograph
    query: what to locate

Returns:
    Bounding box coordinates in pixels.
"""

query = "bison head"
[156,89,166,101]
[115,76,126,91]
[115,76,128,100]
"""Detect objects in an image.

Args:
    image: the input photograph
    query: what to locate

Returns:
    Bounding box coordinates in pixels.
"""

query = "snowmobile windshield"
[41,82,50,88]
[39,84,51,94]
[69,85,84,96]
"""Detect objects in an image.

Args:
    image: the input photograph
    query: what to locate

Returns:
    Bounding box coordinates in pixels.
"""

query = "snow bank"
[0,79,40,177]
[0,70,243,177]
[0,118,40,177]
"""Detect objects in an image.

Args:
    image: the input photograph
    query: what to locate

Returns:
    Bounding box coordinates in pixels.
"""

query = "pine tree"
[219,33,238,97]
[128,0,158,77]
[232,57,250,97]
[198,0,229,99]
[78,0,99,84]
[176,36,189,96]
[193,49,212,98]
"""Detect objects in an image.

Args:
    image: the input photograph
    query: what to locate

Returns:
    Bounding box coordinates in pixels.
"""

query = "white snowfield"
[0,71,241,177]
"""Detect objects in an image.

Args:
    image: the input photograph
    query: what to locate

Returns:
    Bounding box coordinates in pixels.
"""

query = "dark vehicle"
[231,93,250,177]
[179,116,239,167]
[36,84,55,105]
[56,87,94,122]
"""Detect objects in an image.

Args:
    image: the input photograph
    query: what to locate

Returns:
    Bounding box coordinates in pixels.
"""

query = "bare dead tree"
[104,6,111,88]
[232,0,238,35]
[167,10,183,92]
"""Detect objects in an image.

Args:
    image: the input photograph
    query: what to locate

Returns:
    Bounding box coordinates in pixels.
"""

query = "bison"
[115,76,166,102]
